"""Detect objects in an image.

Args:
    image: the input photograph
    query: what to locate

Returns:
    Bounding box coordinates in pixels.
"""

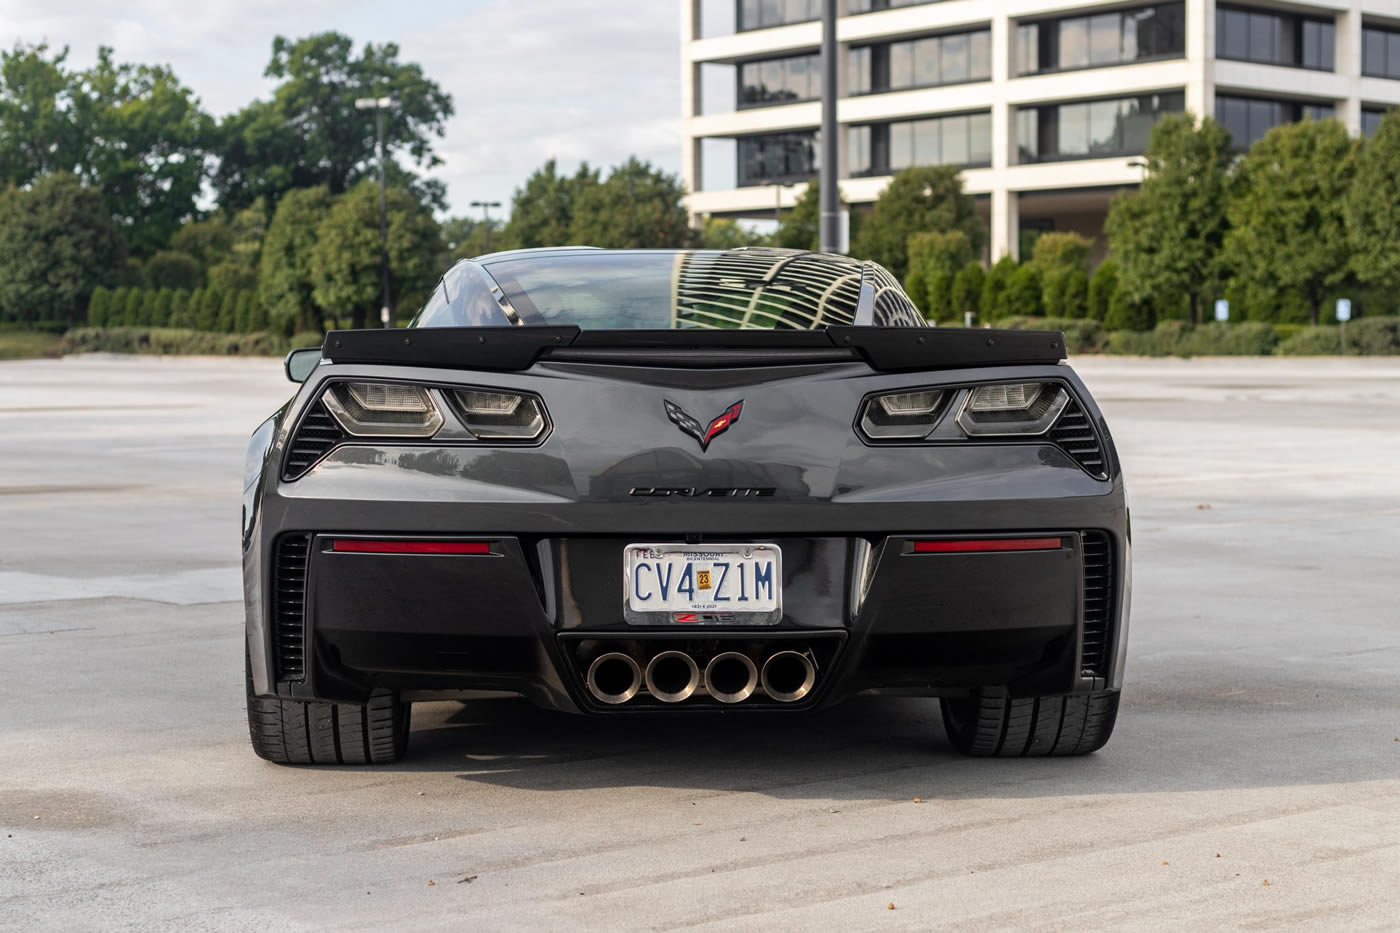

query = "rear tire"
[246,653,410,765]
[940,688,1119,757]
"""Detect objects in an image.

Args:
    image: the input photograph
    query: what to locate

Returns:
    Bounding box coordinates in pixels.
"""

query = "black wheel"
[940,687,1119,757]
[246,653,410,765]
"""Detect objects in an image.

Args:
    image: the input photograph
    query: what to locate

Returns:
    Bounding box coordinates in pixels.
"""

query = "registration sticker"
[623,543,782,626]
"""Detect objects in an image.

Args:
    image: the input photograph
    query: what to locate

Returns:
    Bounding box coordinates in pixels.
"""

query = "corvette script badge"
[663,399,744,452]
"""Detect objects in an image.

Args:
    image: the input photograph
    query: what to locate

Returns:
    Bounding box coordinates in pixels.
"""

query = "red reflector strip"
[912,537,1064,554]
[331,539,491,555]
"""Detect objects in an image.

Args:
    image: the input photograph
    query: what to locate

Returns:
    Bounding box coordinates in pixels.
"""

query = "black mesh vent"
[1049,399,1107,477]
[283,401,344,480]
[1081,531,1113,678]
[273,534,311,682]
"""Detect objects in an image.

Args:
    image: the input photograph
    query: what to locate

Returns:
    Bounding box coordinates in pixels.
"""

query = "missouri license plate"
[623,543,782,625]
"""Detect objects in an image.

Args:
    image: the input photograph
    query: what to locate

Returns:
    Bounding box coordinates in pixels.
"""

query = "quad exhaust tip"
[705,651,759,704]
[761,650,817,703]
[645,651,701,703]
[586,652,642,705]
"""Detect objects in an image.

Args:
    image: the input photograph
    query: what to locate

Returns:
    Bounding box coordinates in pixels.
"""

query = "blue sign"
[1336,298,1352,322]
[1214,299,1229,322]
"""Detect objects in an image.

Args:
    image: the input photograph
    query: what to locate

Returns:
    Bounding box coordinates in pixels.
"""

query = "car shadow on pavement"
[393,684,1398,801]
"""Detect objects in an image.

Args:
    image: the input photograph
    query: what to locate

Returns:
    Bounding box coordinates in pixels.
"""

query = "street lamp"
[470,200,503,253]
[355,95,394,328]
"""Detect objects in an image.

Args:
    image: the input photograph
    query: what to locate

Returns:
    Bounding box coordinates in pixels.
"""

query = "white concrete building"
[681,0,1400,260]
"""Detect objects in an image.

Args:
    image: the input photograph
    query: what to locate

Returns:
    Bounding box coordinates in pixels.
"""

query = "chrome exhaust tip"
[761,650,816,703]
[586,652,642,705]
[645,650,701,703]
[705,651,758,704]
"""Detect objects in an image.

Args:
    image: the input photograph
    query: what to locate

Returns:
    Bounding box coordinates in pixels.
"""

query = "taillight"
[955,382,1068,437]
[857,389,946,440]
[321,382,444,437]
[449,389,548,441]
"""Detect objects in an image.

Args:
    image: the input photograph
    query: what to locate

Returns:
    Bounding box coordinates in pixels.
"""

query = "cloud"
[0,0,681,217]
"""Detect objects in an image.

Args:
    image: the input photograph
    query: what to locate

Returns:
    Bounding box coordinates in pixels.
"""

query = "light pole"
[470,200,502,253]
[355,95,394,328]
[818,0,839,252]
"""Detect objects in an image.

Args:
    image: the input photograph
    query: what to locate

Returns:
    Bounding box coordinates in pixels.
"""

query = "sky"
[0,0,683,219]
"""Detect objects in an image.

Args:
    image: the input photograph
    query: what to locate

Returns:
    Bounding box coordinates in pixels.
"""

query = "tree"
[949,261,985,323]
[1042,267,1088,318]
[1345,109,1400,294]
[502,159,599,249]
[0,44,86,185]
[1106,114,1233,325]
[1087,261,1119,322]
[310,180,443,329]
[217,288,239,332]
[775,179,862,252]
[1029,232,1092,275]
[569,157,692,249]
[174,288,200,328]
[699,216,770,250]
[197,285,222,331]
[851,165,983,281]
[208,262,257,291]
[1106,288,1155,331]
[86,286,111,326]
[980,256,1017,320]
[905,231,974,321]
[213,32,454,211]
[145,250,203,289]
[0,172,126,325]
[999,265,1043,318]
[442,216,507,260]
[151,287,174,326]
[1223,119,1357,326]
[107,287,129,325]
[123,287,145,326]
[259,186,335,333]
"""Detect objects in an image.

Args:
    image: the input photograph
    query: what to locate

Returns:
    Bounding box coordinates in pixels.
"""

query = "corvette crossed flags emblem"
[663,399,744,452]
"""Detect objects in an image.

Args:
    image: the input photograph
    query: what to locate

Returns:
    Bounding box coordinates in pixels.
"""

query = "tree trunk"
[350,306,367,330]
[1189,293,1200,326]
[1309,291,1320,327]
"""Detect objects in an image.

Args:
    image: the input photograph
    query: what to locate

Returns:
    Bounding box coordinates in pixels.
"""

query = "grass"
[0,331,63,360]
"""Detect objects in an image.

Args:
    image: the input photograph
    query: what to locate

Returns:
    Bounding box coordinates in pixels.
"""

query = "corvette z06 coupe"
[242,247,1130,764]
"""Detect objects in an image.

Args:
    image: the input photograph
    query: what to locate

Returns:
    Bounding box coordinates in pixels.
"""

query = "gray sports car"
[242,247,1129,764]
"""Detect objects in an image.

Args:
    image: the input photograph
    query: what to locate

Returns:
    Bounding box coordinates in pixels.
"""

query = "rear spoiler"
[320,326,1065,373]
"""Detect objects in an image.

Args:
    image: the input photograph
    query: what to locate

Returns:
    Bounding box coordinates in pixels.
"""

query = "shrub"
[998,316,1106,354]
[1344,316,1400,354]
[1180,321,1279,356]
[218,289,240,332]
[245,293,270,333]
[906,230,974,321]
[197,287,222,331]
[144,250,203,290]
[980,256,1017,320]
[59,327,300,357]
[1277,326,1341,355]
[88,286,112,327]
[1029,232,1092,275]
[949,261,985,325]
[999,265,1043,318]
[1043,267,1089,318]
[1087,261,1118,322]
[1106,287,1155,331]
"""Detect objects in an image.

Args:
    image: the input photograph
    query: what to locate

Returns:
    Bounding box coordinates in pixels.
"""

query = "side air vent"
[273,534,311,682]
[1080,531,1113,679]
[283,401,345,480]
[1049,399,1107,477]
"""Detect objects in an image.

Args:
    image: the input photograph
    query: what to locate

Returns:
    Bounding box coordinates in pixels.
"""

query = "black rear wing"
[319,326,1065,373]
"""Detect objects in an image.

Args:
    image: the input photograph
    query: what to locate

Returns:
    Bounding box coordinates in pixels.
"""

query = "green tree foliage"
[309,180,443,329]
[773,179,862,252]
[117,257,146,287]
[1029,232,1092,275]
[0,172,126,325]
[214,32,454,211]
[108,286,129,325]
[123,285,145,325]
[169,215,233,266]
[502,159,599,249]
[86,286,111,326]
[851,166,984,281]
[245,292,270,332]
[208,261,257,291]
[980,256,1017,321]
[145,250,203,289]
[1087,261,1119,322]
[569,157,692,248]
[905,230,974,321]
[1043,267,1089,318]
[698,216,770,250]
[0,44,86,183]
[1106,114,1232,324]
[1000,265,1043,318]
[259,186,334,333]
[1106,288,1156,331]
[216,288,239,332]
[197,285,222,331]
[442,215,507,260]
[176,288,201,328]
[152,287,173,325]
[1224,119,1357,326]
[1345,110,1400,293]
[949,261,985,323]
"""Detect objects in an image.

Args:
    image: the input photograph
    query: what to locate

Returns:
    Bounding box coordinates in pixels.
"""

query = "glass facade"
[738,131,819,186]
[1216,5,1335,70]
[739,54,820,108]
[1016,92,1184,162]
[1015,3,1184,75]
[845,0,938,13]
[1362,25,1400,79]
[1361,109,1388,137]
[1214,95,1336,151]
[848,112,992,175]
[738,0,820,32]
[849,29,991,94]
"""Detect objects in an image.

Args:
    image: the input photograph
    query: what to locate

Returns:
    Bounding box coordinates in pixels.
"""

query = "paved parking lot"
[2,354,1398,930]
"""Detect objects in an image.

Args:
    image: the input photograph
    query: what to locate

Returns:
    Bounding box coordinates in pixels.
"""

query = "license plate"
[623,543,782,625]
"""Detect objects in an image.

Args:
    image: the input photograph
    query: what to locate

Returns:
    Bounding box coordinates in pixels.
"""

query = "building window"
[844,0,937,13]
[849,111,991,176]
[738,0,820,32]
[1214,95,1336,151]
[739,54,820,108]
[738,131,819,186]
[1361,108,1389,137]
[1016,3,1184,75]
[1362,25,1400,79]
[1216,5,1335,71]
[850,28,991,94]
[1016,92,1184,163]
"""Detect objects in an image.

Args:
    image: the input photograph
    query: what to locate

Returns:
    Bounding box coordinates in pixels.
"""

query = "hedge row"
[60,327,323,357]
[86,286,283,335]
[994,317,1400,356]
